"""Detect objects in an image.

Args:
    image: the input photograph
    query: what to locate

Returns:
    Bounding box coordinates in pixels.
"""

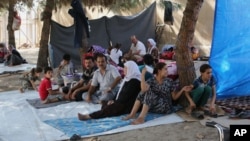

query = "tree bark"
[7,0,16,47]
[175,0,204,87]
[37,0,54,68]
[175,0,204,106]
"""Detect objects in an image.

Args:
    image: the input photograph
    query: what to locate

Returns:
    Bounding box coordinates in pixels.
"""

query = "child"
[190,46,200,60]
[19,67,43,93]
[39,67,62,104]
[56,54,74,87]
[185,64,216,115]
[110,43,123,65]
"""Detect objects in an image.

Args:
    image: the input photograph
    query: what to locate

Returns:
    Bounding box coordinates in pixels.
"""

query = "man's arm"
[85,85,96,102]
[76,80,91,92]
[109,76,122,90]
[132,50,141,55]
[68,79,84,94]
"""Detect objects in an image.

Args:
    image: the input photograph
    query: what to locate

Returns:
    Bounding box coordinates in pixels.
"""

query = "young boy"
[39,67,62,104]
[185,64,216,115]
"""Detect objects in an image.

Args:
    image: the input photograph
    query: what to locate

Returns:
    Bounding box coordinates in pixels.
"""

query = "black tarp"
[50,2,156,68]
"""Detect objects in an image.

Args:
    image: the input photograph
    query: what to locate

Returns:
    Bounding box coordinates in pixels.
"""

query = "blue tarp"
[210,0,250,98]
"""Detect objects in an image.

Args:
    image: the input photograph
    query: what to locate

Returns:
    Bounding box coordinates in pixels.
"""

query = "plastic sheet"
[210,0,250,98]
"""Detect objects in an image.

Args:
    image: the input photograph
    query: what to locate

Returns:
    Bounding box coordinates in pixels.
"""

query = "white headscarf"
[116,61,141,100]
[147,38,156,54]
[124,61,141,81]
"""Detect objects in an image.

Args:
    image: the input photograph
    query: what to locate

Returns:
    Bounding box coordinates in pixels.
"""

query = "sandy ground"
[0,48,219,141]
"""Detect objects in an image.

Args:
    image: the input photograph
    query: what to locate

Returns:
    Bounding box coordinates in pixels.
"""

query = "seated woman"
[123,62,192,125]
[78,61,141,120]
[146,38,159,63]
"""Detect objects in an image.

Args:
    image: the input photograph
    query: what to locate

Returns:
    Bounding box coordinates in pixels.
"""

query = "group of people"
[0,43,27,66]
[17,35,216,125]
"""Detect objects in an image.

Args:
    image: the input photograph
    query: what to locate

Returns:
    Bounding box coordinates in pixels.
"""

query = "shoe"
[204,110,218,118]
[191,111,204,120]
[230,109,250,119]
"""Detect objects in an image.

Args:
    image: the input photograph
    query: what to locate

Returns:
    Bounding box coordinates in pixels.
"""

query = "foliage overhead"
[0,0,34,14]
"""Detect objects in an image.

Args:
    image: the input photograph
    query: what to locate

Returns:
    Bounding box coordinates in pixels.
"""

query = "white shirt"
[91,65,121,91]
[110,48,123,64]
[130,40,146,56]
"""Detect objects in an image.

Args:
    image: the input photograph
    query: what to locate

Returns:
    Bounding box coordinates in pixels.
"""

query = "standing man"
[83,53,122,104]
[128,35,146,61]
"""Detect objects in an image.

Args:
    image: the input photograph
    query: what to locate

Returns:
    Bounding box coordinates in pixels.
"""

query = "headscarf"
[124,61,141,82]
[147,38,157,54]
[116,61,141,100]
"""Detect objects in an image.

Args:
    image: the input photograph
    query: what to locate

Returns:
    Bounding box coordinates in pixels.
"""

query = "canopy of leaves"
[0,0,33,12]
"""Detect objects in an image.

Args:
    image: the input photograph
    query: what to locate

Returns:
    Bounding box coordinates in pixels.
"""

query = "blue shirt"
[193,76,215,89]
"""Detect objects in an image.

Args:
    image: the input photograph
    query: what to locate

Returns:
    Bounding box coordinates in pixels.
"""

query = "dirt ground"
[0,48,219,141]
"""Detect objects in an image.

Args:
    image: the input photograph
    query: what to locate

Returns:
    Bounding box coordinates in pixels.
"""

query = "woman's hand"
[142,67,147,75]
[182,85,193,92]
[107,100,114,105]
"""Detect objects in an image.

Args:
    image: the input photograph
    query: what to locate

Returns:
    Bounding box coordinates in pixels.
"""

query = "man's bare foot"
[122,114,136,120]
[131,117,145,125]
[78,113,91,121]
[19,88,24,93]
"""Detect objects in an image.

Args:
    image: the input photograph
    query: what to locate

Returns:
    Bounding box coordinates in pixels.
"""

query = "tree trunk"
[7,0,16,47]
[175,0,204,87]
[37,0,54,68]
[175,0,204,106]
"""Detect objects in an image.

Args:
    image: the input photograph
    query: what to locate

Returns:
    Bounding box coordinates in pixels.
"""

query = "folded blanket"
[26,98,70,109]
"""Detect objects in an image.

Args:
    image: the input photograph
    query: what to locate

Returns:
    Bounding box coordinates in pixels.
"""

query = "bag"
[12,16,21,30]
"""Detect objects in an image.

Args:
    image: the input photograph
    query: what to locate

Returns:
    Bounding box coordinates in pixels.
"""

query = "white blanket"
[0,90,184,141]
[0,63,36,74]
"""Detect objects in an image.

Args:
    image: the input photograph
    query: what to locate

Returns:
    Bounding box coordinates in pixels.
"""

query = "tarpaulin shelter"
[210,0,250,98]
[49,2,156,68]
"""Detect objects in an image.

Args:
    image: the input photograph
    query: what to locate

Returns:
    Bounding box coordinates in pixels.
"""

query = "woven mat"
[216,96,250,111]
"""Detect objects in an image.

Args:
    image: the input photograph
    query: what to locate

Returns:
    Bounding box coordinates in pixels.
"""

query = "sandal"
[191,111,204,120]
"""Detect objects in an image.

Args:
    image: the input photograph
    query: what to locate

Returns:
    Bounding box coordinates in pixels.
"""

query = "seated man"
[63,56,97,101]
[127,35,146,61]
[83,53,122,104]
